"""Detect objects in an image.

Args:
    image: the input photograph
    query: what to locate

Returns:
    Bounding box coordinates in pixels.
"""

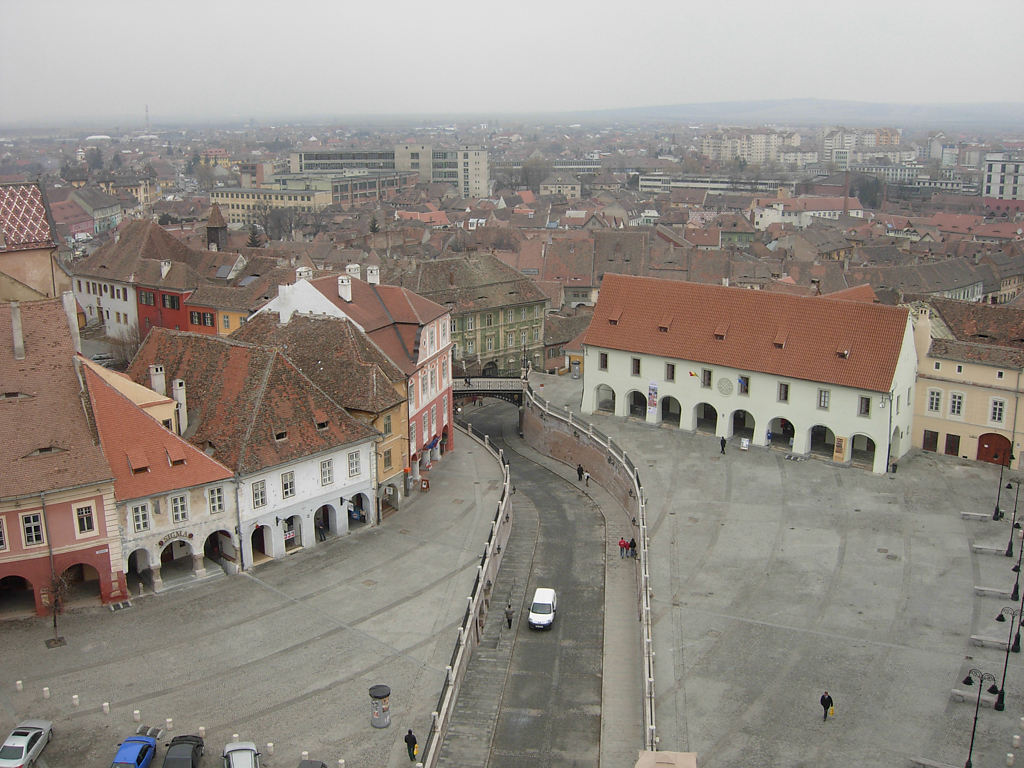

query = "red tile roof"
[0,182,54,253]
[83,366,232,501]
[127,329,378,475]
[584,274,908,392]
[0,299,112,498]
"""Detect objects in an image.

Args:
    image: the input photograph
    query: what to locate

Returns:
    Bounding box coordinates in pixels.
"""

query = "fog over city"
[2,0,1023,127]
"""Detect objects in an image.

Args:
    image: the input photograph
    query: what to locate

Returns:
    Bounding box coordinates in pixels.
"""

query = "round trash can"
[369,684,391,728]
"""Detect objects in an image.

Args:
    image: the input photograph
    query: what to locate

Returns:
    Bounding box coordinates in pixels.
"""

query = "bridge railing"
[419,422,512,768]
[520,381,658,752]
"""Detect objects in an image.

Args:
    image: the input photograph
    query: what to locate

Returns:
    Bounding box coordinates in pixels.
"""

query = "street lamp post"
[962,667,998,767]
[994,453,1014,520]
[994,607,1022,710]
[1006,479,1022,557]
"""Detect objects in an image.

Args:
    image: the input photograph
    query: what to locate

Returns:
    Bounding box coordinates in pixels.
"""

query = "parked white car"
[0,720,53,768]
[223,741,260,768]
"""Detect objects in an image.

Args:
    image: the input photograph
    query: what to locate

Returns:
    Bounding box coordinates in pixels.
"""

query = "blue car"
[111,735,157,768]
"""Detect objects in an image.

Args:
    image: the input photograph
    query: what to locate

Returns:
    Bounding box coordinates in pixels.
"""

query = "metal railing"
[418,423,512,767]
[521,382,658,751]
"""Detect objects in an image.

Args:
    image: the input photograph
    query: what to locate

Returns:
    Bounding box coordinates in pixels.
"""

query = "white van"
[527,587,557,630]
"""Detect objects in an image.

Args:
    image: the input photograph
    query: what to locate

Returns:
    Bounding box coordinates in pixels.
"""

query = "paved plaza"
[531,371,1024,767]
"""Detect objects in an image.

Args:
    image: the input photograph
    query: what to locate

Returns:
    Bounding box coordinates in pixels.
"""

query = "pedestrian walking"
[505,604,515,628]
[720,436,727,454]
[618,537,627,558]
[584,471,591,486]
[404,729,418,761]
[316,519,326,542]
[629,537,637,558]
[820,691,833,721]
[577,463,584,482]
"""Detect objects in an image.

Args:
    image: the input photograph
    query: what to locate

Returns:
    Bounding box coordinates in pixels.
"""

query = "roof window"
[274,429,288,442]
[713,322,729,340]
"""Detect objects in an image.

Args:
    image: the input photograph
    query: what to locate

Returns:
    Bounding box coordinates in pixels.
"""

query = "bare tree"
[45,571,70,648]
[109,323,143,366]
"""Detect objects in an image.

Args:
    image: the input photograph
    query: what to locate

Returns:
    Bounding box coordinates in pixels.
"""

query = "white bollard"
[102,702,110,714]
[15,680,22,692]
[302,751,309,760]
[166,718,173,732]
[232,734,239,742]
[1015,734,1022,748]
[266,743,274,755]
[42,687,50,699]
[1007,753,1015,766]
[198,727,205,739]
[72,694,79,707]
[139,583,144,597]
[338,761,345,768]
[1020,716,1024,731]
[133,710,141,722]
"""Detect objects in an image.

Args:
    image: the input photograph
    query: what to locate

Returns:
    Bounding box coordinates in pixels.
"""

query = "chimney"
[171,378,188,435]
[295,265,312,282]
[721,277,729,287]
[345,263,361,279]
[148,364,166,396]
[337,274,352,302]
[10,302,24,361]
[367,265,380,285]
[62,291,81,354]
[160,259,172,279]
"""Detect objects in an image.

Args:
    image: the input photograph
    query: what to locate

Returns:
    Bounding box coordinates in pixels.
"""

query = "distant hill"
[572,98,1024,130]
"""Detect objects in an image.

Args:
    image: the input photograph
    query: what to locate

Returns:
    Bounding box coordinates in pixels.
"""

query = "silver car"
[222,741,260,768]
[0,720,53,768]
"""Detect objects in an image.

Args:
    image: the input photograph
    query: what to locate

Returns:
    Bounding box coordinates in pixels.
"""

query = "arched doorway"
[126,548,153,592]
[851,434,876,469]
[0,575,35,617]
[809,425,836,458]
[204,530,236,573]
[284,515,304,551]
[251,525,271,564]
[595,384,615,413]
[60,563,102,607]
[348,494,370,528]
[627,391,647,419]
[314,504,336,540]
[694,403,717,434]
[767,417,794,448]
[978,433,1012,466]
[732,410,755,441]
[660,396,681,426]
[159,540,196,583]
[482,361,498,377]
[380,483,401,517]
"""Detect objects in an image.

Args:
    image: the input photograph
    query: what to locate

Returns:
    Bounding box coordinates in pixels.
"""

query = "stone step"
[950,687,1000,708]
[974,586,1013,598]
[970,634,1010,650]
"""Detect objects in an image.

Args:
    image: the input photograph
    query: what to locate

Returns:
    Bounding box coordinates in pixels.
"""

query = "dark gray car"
[162,735,204,768]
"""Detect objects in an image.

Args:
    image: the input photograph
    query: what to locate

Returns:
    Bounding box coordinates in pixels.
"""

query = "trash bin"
[369,684,391,728]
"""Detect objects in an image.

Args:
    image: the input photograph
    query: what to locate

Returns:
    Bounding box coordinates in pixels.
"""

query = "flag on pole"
[689,371,699,377]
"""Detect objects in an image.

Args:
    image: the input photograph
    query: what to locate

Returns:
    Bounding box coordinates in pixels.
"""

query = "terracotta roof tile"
[584,274,908,392]
[83,366,232,502]
[0,299,112,498]
[126,329,378,475]
[0,182,54,252]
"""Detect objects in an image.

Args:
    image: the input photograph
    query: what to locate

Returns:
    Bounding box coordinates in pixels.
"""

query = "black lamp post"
[961,667,998,767]
[994,453,1013,520]
[994,607,1022,710]
[1011,535,1023,601]
[1006,479,1022,557]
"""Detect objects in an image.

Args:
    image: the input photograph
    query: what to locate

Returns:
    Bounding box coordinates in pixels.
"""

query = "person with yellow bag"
[404,728,418,761]
[820,691,834,721]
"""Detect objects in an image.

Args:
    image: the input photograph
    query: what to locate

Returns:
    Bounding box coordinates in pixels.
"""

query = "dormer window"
[608,308,622,326]
[2,391,32,400]
[127,447,149,474]
[837,349,850,359]
[26,445,63,457]
[166,444,186,466]
[773,330,788,349]
[714,322,729,340]
[316,420,329,431]
[274,430,288,442]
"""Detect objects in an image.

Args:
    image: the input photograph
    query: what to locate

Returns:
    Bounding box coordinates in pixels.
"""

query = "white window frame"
[927,389,941,412]
[170,494,189,523]
[991,398,1007,424]
[253,480,267,508]
[858,396,871,417]
[321,459,334,486]
[949,392,964,417]
[348,451,361,478]
[208,486,224,515]
[0,519,7,551]
[75,503,96,536]
[281,471,296,499]
[21,512,45,547]
[132,503,151,532]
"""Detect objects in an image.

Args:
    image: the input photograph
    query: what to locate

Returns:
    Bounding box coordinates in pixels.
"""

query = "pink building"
[0,295,128,616]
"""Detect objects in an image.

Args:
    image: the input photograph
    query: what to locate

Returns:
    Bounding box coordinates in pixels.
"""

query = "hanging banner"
[647,381,658,418]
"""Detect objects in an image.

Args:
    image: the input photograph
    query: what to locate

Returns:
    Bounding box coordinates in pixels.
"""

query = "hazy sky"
[2,0,1023,126]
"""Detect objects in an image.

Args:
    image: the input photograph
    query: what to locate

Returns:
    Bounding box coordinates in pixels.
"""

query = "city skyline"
[2,0,1023,127]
